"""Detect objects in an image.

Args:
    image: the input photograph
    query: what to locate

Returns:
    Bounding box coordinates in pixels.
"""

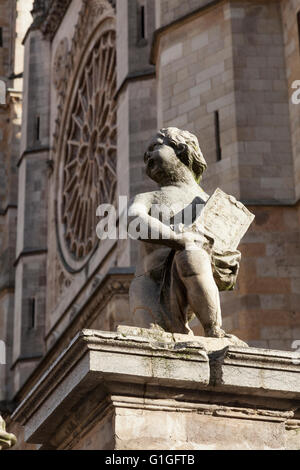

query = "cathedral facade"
[0,0,300,449]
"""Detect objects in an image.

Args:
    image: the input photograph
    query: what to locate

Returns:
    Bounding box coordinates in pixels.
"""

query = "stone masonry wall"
[12,22,50,396]
[222,0,300,349]
[231,0,294,203]
[0,0,34,402]
[156,1,240,196]
[220,204,300,351]
[26,32,51,149]
[280,0,300,200]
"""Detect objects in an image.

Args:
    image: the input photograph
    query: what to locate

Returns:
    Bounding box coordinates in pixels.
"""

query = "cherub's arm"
[127,193,185,250]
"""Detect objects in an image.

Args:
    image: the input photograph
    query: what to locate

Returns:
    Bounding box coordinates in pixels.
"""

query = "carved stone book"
[191,188,255,252]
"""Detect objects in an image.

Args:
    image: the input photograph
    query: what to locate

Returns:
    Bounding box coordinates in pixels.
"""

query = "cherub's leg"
[174,248,225,338]
[129,274,164,329]
[169,270,194,335]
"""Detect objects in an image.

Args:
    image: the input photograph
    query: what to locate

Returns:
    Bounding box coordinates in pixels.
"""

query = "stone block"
[161,43,183,66]
[213,346,300,397]
[196,63,225,84]
[191,32,209,51]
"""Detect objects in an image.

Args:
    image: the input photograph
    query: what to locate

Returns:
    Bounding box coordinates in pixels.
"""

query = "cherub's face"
[144,134,180,184]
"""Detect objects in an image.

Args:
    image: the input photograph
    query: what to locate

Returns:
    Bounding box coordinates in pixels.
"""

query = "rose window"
[59,29,117,266]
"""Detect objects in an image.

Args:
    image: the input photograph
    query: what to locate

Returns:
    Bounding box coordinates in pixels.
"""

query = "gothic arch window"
[55,16,117,273]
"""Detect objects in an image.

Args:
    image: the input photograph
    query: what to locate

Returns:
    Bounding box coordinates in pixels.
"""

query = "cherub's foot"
[204,327,248,346]
[204,325,226,338]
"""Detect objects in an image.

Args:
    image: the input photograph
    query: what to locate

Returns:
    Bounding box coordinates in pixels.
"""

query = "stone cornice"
[0,204,17,217]
[44,267,133,342]
[17,145,50,168]
[12,328,209,428]
[242,198,300,207]
[10,327,300,448]
[13,248,48,268]
[115,69,156,100]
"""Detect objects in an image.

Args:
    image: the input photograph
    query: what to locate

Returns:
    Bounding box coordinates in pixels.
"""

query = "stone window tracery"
[55,18,117,272]
[62,31,117,260]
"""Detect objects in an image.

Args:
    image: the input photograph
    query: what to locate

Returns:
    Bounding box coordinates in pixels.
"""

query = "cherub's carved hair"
[158,127,207,183]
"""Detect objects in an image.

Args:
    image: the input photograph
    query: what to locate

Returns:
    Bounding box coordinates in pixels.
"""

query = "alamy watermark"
[291,80,300,104]
[0,340,6,365]
[0,79,6,105]
[96,196,206,248]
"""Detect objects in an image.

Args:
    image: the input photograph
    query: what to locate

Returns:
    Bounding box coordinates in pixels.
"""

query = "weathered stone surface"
[117,325,249,350]
[213,346,300,398]
[114,408,288,450]
[11,328,300,450]
[200,187,255,252]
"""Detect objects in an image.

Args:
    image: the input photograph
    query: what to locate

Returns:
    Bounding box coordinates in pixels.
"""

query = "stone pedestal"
[11,327,300,450]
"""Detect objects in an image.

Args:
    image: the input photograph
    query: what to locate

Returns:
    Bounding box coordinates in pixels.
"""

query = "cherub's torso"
[135,183,209,275]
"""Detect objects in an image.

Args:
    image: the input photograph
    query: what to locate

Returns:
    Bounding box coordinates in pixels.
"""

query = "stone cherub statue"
[128,127,253,339]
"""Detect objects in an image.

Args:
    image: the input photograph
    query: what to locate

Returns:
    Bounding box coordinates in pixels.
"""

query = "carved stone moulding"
[40,0,72,39]
[47,268,132,353]
[15,268,133,410]
[34,0,116,40]
[53,38,69,94]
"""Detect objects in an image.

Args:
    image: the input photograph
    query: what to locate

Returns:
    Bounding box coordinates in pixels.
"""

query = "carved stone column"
[0,415,16,450]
